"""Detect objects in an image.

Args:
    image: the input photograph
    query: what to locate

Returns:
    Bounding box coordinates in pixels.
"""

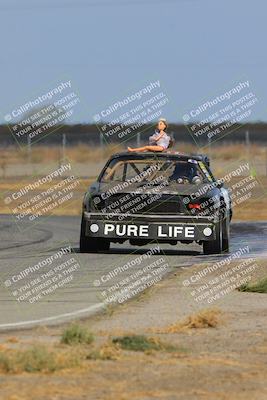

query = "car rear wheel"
[203,218,223,255]
[80,216,110,253]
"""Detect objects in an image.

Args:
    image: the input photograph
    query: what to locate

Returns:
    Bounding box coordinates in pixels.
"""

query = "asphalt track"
[0,214,266,331]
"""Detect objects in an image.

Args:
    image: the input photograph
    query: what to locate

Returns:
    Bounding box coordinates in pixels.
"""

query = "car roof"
[109,151,210,164]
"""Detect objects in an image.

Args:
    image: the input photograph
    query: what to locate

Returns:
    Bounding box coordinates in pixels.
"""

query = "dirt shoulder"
[0,260,267,400]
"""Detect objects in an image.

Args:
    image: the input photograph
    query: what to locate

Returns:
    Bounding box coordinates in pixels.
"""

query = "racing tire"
[79,216,110,253]
[203,218,223,255]
[222,215,230,253]
[79,216,96,253]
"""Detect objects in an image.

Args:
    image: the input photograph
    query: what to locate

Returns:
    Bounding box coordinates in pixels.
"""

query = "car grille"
[97,193,184,215]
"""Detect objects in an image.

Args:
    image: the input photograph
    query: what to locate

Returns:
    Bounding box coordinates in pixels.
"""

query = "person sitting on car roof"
[128,118,172,152]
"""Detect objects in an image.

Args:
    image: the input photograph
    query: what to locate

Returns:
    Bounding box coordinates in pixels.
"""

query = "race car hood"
[91,181,218,198]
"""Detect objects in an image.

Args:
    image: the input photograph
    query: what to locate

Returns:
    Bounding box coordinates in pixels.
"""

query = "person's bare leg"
[127,145,165,152]
[127,146,146,152]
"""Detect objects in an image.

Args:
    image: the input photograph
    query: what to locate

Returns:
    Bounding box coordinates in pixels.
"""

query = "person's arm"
[149,133,157,145]
[154,130,165,142]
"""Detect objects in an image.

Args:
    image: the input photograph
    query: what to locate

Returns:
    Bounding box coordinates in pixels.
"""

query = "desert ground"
[0,257,267,400]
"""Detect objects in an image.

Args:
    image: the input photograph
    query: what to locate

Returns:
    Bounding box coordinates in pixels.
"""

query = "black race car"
[80,151,232,255]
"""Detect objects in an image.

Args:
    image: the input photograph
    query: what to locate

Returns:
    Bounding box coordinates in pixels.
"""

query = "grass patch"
[112,335,177,353]
[61,324,94,345]
[0,345,80,373]
[0,353,12,372]
[239,277,267,293]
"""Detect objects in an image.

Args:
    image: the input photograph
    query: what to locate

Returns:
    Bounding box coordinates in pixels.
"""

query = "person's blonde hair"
[158,118,168,131]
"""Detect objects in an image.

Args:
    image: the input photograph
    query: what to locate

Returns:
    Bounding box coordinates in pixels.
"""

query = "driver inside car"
[169,163,200,183]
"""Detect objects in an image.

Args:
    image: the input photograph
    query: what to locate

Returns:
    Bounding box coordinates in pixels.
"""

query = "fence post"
[27,134,31,164]
[99,132,105,159]
[137,132,140,147]
[62,133,66,161]
[100,131,104,148]
[245,130,250,164]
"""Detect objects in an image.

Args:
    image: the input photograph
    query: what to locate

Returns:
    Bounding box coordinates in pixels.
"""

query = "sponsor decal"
[198,161,213,182]
[102,223,196,238]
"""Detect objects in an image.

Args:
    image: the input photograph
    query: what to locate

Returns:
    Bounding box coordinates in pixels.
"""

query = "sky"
[0,0,266,123]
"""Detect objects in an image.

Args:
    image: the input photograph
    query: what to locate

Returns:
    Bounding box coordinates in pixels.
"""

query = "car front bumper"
[83,212,216,241]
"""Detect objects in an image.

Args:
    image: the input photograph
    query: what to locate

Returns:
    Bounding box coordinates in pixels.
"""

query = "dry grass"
[87,342,122,361]
[0,345,80,373]
[232,197,267,221]
[0,143,266,166]
[0,144,125,165]
[209,143,266,161]
[5,337,19,344]
[152,308,223,334]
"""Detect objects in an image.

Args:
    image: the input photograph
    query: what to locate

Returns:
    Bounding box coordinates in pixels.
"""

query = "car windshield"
[100,158,212,184]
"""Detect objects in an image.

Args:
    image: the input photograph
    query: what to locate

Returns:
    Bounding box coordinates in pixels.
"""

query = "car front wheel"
[203,218,223,255]
[80,216,110,253]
